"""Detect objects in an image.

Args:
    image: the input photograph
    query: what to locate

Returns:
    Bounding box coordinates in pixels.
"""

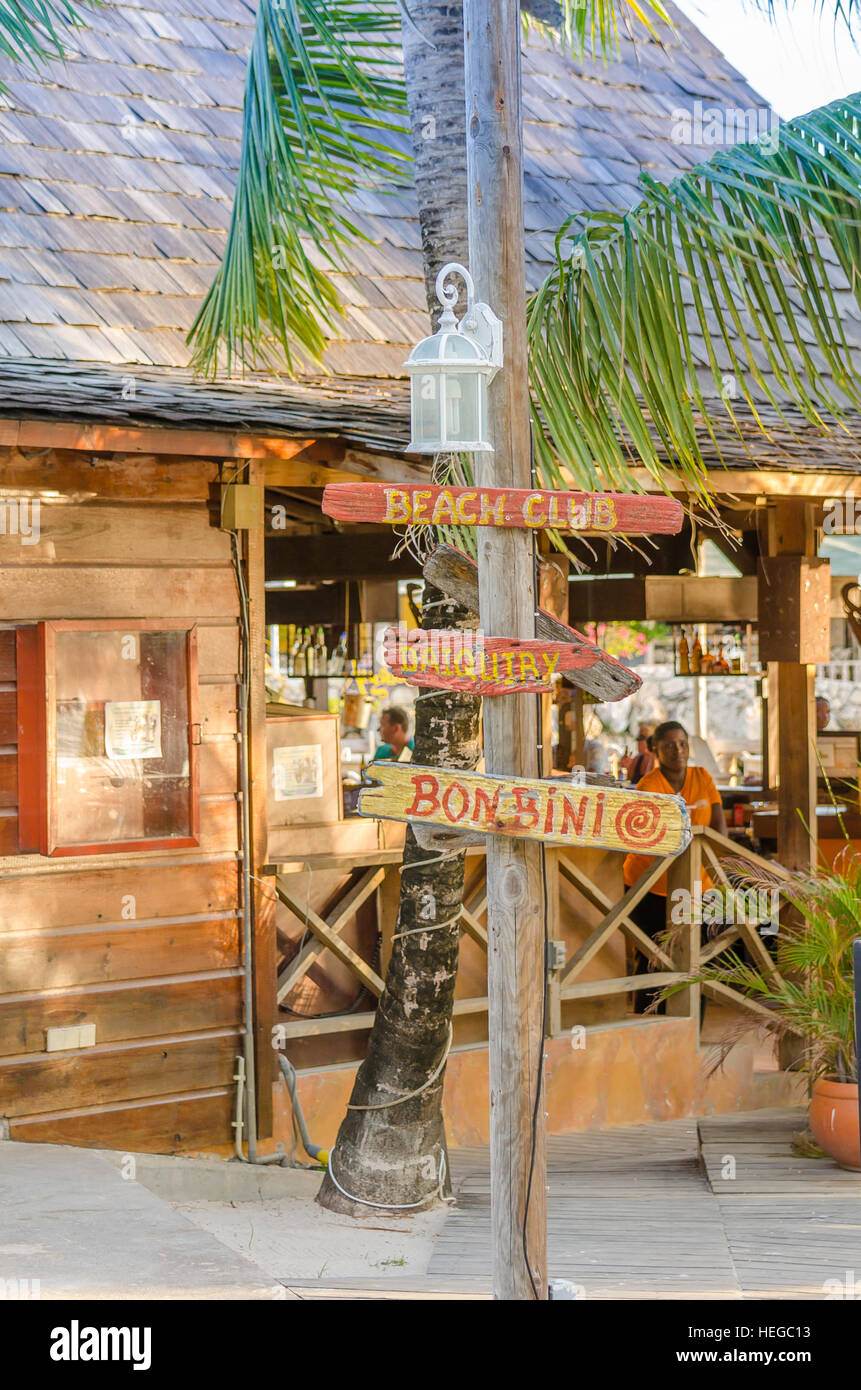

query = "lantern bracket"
[435,261,503,373]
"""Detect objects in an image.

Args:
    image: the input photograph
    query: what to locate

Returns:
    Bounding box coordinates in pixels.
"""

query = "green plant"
[660,856,859,1083]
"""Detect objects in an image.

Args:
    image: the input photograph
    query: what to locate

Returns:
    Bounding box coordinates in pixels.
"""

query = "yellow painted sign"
[358,763,692,856]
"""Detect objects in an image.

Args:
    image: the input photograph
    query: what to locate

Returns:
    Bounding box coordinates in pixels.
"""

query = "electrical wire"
[521,424,550,1301]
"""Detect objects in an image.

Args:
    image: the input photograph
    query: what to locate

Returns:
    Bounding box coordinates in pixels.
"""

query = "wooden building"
[0,1,856,1155]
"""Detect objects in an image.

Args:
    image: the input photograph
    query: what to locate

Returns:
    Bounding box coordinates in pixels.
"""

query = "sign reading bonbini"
[358,763,692,856]
[322,483,683,535]
[383,623,633,696]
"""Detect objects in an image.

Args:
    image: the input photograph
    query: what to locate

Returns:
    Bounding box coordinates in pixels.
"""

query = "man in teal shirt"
[374,705,414,761]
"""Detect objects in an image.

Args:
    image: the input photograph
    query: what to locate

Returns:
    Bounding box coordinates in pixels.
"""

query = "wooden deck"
[296,1107,860,1299]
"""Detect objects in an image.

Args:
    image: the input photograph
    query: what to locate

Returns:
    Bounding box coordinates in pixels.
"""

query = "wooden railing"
[270,826,789,1055]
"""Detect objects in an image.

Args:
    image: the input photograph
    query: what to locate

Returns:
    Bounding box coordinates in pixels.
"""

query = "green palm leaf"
[189,0,675,377]
[750,0,860,30]
[189,0,411,376]
[0,0,89,82]
[528,95,861,500]
[526,0,671,54]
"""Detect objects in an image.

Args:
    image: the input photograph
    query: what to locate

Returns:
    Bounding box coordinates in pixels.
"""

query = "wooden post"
[464,0,547,1300]
[665,836,702,1045]
[761,500,819,1074]
[763,500,819,872]
[245,457,276,1138]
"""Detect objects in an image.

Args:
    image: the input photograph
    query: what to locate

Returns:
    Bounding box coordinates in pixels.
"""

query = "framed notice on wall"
[17,620,200,856]
[266,713,342,828]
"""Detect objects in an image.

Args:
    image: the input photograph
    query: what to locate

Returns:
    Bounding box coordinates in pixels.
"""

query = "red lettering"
[543,787,557,835]
[593,791,604,838]
[513,787,539,830]
[472,786,501,827]
[560,793,588,837]
[441,781,469,823]
[405,774,440,818]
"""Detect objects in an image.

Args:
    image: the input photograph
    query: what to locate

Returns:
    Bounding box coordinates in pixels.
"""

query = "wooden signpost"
[358,762,692,858]
[383,625,638,697]
[322,482,683,535]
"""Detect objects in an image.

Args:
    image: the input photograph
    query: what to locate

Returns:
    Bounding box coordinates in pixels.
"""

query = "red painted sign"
[383,625,634,695]
[322,483,683,535]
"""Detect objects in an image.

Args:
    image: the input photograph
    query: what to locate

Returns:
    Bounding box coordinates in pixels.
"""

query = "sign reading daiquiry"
[358,763,692,856]
[382,623,632,696]
[322,483,683,535]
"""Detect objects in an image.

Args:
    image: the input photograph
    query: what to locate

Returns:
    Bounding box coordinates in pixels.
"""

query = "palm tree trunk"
[316,0,482,1214]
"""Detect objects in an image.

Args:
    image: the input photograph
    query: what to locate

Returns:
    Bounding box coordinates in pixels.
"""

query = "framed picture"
[17,620,200,856]
[266,713,342,827]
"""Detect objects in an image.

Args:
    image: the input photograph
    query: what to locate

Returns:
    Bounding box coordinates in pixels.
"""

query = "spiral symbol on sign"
[615,801,666,849]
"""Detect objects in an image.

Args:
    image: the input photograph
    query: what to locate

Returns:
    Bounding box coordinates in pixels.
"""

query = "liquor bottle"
[691,633,702,674]
[294,628,309,677]
[713,641,730,675]
[287,626,299,677]
[358,623,373,674]
[330,631,347,676]
[730,632,744,674]
[678,626,690,675]
[700,633,713,675]
[315,626,328,675]
[304,627,316,678]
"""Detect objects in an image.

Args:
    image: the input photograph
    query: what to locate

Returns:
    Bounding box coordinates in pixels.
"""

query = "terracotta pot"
[808,1079,861,1171]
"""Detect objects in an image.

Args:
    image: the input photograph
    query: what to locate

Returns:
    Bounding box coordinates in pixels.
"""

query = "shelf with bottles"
[266,621,377,681]
[673,623,759,678]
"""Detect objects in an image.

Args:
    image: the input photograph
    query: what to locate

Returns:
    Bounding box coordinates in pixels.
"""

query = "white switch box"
[46,1024,96,1052]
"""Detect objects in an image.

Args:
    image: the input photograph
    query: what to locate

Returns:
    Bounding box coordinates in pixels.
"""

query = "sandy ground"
[171,1194,449,1283]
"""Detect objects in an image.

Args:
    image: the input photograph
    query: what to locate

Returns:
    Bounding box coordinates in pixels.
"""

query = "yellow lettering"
[593,496,617,530]
[569,498,590,529]
[384,488,411,523]
[523,493,545,528]
[479,492,505,526]
[541,652,560,677]
[549,495,560,525]
[457,491,478,524]
[520,653,541,682]
[431,490,457,525]
[411,489,433,523]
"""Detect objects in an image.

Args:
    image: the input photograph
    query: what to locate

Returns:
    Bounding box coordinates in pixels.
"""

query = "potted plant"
[660,857,860,1170]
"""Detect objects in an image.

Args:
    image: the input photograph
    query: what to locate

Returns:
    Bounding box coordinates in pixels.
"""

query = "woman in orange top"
[623,721,727,1014]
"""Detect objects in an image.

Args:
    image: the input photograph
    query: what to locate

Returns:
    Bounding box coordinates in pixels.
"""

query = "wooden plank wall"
[0,448,246,1153]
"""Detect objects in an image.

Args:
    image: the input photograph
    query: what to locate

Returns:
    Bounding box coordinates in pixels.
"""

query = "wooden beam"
[563,971,684,1000]
[558,853,674,985]
[275,878,384,997]
[568,574,758,624]
[625,467,861,499]
[0,419,315,461]
[276,867,386,1002]
[266,532,420,581]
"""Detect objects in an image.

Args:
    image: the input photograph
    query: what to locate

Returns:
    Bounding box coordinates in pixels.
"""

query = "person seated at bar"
[621,721,657,783]
[373,705,415,761]
[622,720,727,1015]
[816,695,831,731]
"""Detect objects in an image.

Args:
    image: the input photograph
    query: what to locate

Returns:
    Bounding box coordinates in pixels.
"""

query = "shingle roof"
[0,0,856,468]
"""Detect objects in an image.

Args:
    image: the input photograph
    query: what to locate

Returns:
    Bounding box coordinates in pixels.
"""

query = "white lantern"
[404,262,503,454]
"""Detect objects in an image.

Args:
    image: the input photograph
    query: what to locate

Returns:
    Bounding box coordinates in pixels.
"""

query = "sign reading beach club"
[322,483,684,535]
[359,763,692,856]
[383,623,632,695]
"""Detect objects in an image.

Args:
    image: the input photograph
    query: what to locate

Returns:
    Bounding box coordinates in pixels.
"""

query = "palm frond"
[0,0,89,81]
[191,0,678,378]
[658,857,860,1081]
[188,0,409,377]
[524,0,672,57]
[528,94,861,501]
[749,0,861,35]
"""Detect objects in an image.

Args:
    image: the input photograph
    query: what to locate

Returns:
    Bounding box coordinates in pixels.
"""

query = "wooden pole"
[463,0,547,1299]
